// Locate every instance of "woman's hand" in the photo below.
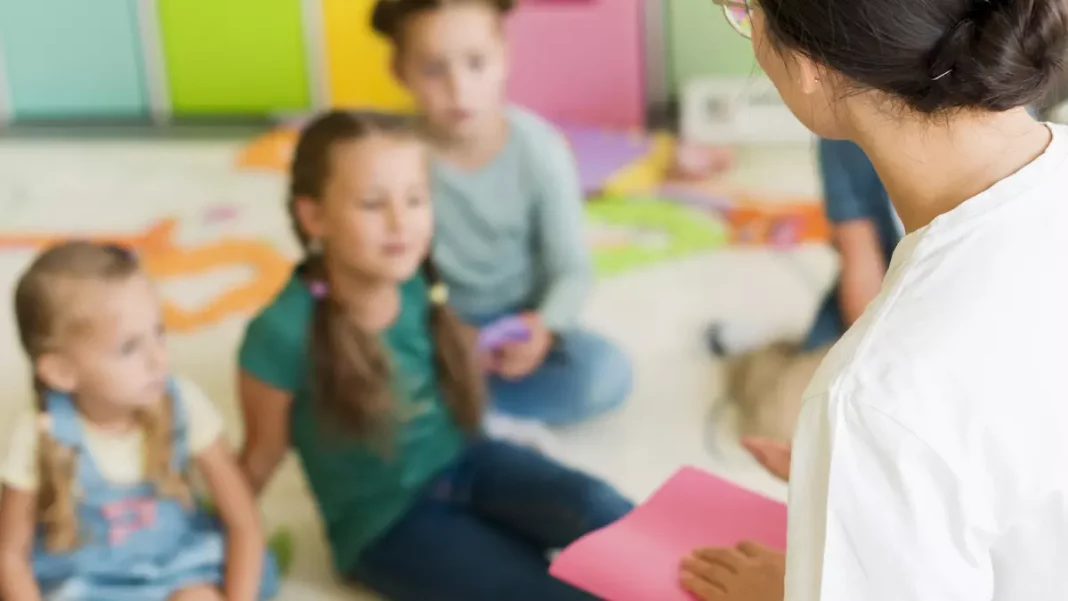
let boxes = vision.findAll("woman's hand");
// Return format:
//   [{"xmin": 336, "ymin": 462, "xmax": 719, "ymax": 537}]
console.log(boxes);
[
  {"xmin": 742, "ymin": 437, "xmax": 792, "ymax": 482},
  {"xmin": 680, "ymin": 542, "xmax": 785, "ymax": 601}
]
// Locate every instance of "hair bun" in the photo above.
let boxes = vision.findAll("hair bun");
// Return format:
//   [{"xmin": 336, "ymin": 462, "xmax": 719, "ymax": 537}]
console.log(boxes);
[
  {"xmin": 371, "ymin": 0, "xmax": 402, "ymax": 38},
  {"xmin": 922, "ymin": 0, "xmax": 1068, "ymax": 112}
]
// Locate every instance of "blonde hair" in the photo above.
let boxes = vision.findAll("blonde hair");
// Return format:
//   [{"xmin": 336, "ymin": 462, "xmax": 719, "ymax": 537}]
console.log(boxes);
[
  {"xmin": 289, "ymin": 111, "xmax": 484, "ymax": 449},
  {"xmin": 14, "ymin": 241, "xmax": 190, "ymax": 552}
]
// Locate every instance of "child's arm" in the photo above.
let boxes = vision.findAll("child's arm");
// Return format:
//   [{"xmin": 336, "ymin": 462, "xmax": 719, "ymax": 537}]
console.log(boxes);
[
  {"xmin": 0, "ymin": 487, "xmax": 41, "ymax": 601},
  {"xmin": 0, "ymin": 414, "xmax": 43, "ymax": 601},
  {"xmin": 834, "ymin": 220, "xmax": 886, "ymax": 326},
  {"xmin": 236, "ymin": 371, "xmax": 293, "ymax": 496},
  {"xmin": 818, "ymin": 138, "xmax": 889, "ymax": 326},
  {"xmin": 179, "ymin": 378, "xmax": 264, "ymax": 601},
  {"xmin": 531, "ymin": 129, "xmax": 593, "ymax": 334},
  {"xmin": 195, "ymin": 441, "xmax": 263, "ymax": 601}
]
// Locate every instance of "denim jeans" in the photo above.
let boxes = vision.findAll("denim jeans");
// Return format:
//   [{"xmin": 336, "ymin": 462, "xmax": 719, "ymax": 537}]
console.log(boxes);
[{"xmin": 352, "ymin": 440, "xmax": 634, "ymax": 601}]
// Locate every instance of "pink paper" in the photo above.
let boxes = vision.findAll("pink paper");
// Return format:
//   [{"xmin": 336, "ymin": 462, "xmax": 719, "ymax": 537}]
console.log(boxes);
[{"xmin": 550, "ymin": 467, "xmax": 787, "ymax": 601}]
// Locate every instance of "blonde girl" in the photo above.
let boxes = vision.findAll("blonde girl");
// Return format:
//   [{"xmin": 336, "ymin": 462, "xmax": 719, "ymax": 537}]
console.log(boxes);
[{"xmin": 0, "ymin": 242, "xmax": 278, "ymax": 601}]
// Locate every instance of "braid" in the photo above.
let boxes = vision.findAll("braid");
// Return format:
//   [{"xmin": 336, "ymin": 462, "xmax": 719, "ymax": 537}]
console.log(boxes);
[
  {"xmin": 34, "ymin": 378, "xmax": 79, "ymax": 552},
  {"xmin": 306, "ymin": 254, "xmax": 395, "ymax": 447},
  {"xmin": 136, "ymin": 393, "xmax": 191, "ymax": 507},
  {"xmin": 422, "ymin": 258, "xmax": 484, "ymax": 430}
]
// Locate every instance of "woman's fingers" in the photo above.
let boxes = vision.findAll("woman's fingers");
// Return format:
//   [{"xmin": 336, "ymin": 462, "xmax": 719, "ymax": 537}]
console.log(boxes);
[
  {"xmin": 736, "ymin": 540, "xmax": 773, "ymax": 558},
  {"xmin": 694, "ymin": 547, "xmax": 749, "ymax": 571},
  {"xmin": 680, "ymin": 571, "xmax": 728, "ymax": 600}
]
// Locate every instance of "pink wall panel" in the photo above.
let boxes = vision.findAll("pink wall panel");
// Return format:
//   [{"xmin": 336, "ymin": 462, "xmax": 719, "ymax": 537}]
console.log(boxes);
[{"xmin": 507, "ymin": 0, "xmax": 645, "ymax": 128}]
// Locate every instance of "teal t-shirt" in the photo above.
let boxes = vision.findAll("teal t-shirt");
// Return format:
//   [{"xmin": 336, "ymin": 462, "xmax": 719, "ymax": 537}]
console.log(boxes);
[
  {"xmin": 239, "ymin": 270, "xmax": 465, "ymax": 574},
  {"xmin": 431, "ymin": 106, "xmax": 593, "ymax": 330}
]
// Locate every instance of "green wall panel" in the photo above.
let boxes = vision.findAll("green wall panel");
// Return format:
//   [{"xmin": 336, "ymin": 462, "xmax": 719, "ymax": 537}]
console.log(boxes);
[
  {"xmin": 667, "ymin": 0, "xmax": 759, "ymax": 92},
  {"xmin": 158, "ymin": 0, "xmax": 310, "ymax": 114}
]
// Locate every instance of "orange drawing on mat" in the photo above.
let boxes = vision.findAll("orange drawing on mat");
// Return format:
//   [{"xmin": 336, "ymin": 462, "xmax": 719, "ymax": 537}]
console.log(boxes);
[
  {"xmin": 727, "ymin": 194, "xmax": 830, "ymax": 246},
  {"xmin": 0, "ymin": 219, "xmax": 291, "ymax": 333},
  {"xmin": 236, "ymin": 128, "xmax": 299, "ymax": 171}
]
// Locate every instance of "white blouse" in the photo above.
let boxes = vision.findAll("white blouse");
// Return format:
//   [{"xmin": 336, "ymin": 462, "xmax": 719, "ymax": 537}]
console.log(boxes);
[{"xmin": 787, "ymin": 124, "xmax": 1068, "ymax": 601}]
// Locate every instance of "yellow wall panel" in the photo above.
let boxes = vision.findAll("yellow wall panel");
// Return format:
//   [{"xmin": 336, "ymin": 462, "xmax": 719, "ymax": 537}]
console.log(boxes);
[{"xmin": 322, "ymin": 0, "xmax": 413, "ymax": 111}]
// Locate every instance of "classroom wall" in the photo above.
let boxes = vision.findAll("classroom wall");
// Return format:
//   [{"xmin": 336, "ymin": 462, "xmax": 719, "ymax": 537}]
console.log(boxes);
[
  {"xmin": 666, "ymin": 0, "xmax": 759, "ymax": 89},
  {"xmin": 507, "ymin": 0, "xmax": 644, "ymax": 128},
  {"xmin": 0, "ymin": 0, "xmax": 649, "ymax": 127}
]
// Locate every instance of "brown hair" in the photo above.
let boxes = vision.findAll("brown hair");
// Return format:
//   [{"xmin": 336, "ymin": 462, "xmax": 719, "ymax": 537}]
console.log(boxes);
[
  {"xmin": 288, "ymin": 111, "xmax": 483, "ymax": 449},
  {"xmin": 371, "ymin": 0, "xmax": 515, "ymax": 44},
  {"xmin": 14, "ymin": 241, "xmax": 190, "ymax": 552}
]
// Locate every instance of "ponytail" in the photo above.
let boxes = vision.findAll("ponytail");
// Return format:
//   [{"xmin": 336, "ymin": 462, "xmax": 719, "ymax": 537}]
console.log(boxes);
[
  {"xmin": 307, "ymin": 254, "xmax": 395, "ymax": 449},
  {"xmin": 422, "ymin": 259, "xmax": 483, "ymax": 431},
  {"xmin": 34, "ymin": 378, "xmax": 78, "ymax": 553},
  {"xmin": 135, "ymin": 393, "xmax": 192, "ymax": 509}
]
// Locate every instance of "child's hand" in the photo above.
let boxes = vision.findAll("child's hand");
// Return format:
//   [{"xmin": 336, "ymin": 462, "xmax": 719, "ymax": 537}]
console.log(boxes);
[
  {"xmin": 493, "ymin": 313, "xmax": 553, "ymax": 380},
  {"xmin": 680, "ymin": 542, "xmax": 785, "ymax": 601},
  {"xmin": 742, "ymin": 437, "xmax": 792, "ymax": 482}
]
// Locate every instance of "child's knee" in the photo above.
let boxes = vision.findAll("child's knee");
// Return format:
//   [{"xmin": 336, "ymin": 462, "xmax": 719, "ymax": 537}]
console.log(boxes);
[
  {"xmin": 167, "ymin": 585, "xmax": 225, "ymax": 601},
  {"xmin": 576, "ymin": 476, "xmax": 633, "ymax": 530},
  {"xmin": 577, "ymin": 336, "xmax": 632, "ymax": 414}
]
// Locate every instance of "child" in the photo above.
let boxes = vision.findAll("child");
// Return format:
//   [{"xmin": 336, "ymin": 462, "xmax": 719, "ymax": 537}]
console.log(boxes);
[
  {"xmin": 707, "ymin": 139, "xmax": 900, "ymax": 442},
  {"xmin": 236, "ymin": 112, "xmax": 633, "ymax": 601},
  {"xmin": 0, "ymin": 242, "xmax": 278, "ymax": 601},
  {"xmin": 371, "ymin": 0, "xmax": 632, "ymax": 426}
]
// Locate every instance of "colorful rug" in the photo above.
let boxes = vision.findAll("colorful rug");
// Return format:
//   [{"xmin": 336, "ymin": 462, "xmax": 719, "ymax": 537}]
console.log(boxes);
[{"xmin": 587, "ymin": 195, "xmax": 729, "ymax": 276}]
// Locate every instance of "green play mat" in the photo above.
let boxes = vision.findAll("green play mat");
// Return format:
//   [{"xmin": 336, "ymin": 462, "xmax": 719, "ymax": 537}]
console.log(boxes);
[{"xmin": 585, "ymin": 195, "xmax": 730, "ymax": 277}]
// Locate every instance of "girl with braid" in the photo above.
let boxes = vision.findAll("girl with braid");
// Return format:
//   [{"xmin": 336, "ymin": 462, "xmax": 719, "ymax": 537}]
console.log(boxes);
[
  {"xmin": 0, "ymin": 242, "xmax": 278, "ymax": 601},
  {"xmin": 236, "ymin": 111, "xmax": 632, "ymax": 601}
]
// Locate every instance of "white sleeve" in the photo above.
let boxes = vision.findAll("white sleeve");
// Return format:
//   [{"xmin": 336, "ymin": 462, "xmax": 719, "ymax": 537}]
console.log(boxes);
[
  {"xmin": 0, "ymin": 411, "xmax": 39, "ymax": 491},
  {"xmin": 784, "ymin": 390, "xmax": 993, "ymax": 601},
  {"xmin": 175, "ymin": 377, "xmax": 224, "ymax": 455}
]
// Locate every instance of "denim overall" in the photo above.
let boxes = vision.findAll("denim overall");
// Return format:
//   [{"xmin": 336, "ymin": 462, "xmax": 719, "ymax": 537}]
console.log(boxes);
[{"xmin": 31, "ymin": 384, "xmax": 280, "ymax": 601}]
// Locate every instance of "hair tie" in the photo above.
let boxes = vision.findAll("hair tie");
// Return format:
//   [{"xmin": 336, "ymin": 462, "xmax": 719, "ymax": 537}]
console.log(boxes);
[
  {"xmin": 309, "ymin": 281, "xmax": 329, "ymax": 299},
  {"xmin": 429, "ymin": 282, "xmax": 449, "ymax": 305}
]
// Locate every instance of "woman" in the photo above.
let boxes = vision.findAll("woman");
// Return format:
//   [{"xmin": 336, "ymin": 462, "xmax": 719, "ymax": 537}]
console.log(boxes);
[{"xmin": 685, "ymin": 0, "xmax": 1068, "ymax": 599}]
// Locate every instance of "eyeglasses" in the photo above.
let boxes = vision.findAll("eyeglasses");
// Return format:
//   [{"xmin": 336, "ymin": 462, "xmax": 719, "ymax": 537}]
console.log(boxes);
[{"xmin": 712, "ymin": 0, "xmax": 752, "ymax": 39}]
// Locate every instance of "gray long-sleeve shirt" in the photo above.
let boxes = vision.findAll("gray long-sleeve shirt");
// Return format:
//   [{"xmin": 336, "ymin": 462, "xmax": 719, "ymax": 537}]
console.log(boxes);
[{"xmin": 430, "ymin": 107, "xmax": 592, "ymax": 331}]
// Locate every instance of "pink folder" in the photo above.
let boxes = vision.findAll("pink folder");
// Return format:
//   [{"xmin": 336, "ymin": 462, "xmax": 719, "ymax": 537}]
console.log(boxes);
[{"xmin": 550, "ymin": 467, "xmax": 787, "ymax": 601}]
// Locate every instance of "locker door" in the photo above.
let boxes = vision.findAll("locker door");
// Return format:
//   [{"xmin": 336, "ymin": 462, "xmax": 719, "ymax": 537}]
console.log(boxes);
[
  {"xmin": 321, "ymin": 0, "xmax": 412, "ymax": 111},
  {"xmin": 158, "ymin": 0, "xmax": 310, "ymax": 115},
  {"xmin": 507, "ymin": 0, "xmax": 645, "ymax": 128},
  {"xmin": 0, "ymin": 0, "xmax": 149, "ymax": 120}
]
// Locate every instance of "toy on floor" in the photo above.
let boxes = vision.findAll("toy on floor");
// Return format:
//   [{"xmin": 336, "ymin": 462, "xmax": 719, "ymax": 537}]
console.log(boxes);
[
  {"xmin": 268, "ymin": 529, "xmax": 296, "ymax": 576},
  {"xmin": 668, "ymin": 141, "xmax": 735, "ymax": 181},
  {"xmin": 549, "ymin": 467, "xmax": 787, "ymax": 601},
  {"xmin": 477, "ymin": 315, "xmax": 532, "ymax": 351}
]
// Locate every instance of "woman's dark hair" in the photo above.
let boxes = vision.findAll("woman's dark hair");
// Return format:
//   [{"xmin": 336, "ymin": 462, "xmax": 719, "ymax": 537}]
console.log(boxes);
[
  {"xmin": 760, "ymin": 0, "xmax": 1068, "ymax": 113},
  {"xmin": 288, "ymin": 111, "xmax": 483, "ymax": 449},
  {"xmin": 371, "ymin": 0, "xmax": 515, "ymax": 44}
]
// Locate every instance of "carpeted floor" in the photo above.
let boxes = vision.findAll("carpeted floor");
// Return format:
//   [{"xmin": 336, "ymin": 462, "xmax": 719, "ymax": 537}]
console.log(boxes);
[{"xmin": 0, "ymin": 133, "xmax": 834, "ymax": 599}]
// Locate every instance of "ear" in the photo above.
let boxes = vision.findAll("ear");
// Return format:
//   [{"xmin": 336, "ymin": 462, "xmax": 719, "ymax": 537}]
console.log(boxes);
[
  {"xmin": 795, "ymin": 54, "xmax": 824, "ymax": 96},
  {"xmin": 36, "ymin": 353, "xmax": 77, "ymax": 393},
  {"xmin": 294, "ymin": 195, "xmax": 327, "ymax": 242},
  {"xmin": 391, "ymin": 52, "xmax": 407, "ymax": 87}
]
